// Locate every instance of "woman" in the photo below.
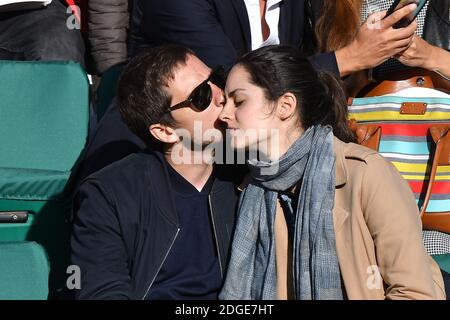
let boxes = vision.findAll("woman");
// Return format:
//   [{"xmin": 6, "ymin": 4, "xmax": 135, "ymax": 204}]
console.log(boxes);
[
  {"xmin": 218, "ymin": 45, "xmax": 445, "ymax": 300},
  {"xmin": 313, "ymin": 0, "xmax": 450, "ymax": 87}
]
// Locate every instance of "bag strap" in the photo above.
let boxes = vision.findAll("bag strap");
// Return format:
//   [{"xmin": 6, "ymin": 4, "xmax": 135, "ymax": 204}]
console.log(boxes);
[
  {"xmin": 348, "ymin": 120, "xmax": 381, "ymax": 151},
  {"xmin": 346, "ymin": 68, "xmax": 450, "ymax": 100},
  {"xmin": 421, "ymin": 125, "xmax": 450, "ymax": 233}
]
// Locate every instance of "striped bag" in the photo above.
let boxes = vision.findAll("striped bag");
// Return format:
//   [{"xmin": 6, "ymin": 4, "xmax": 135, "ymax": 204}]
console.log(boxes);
[{"xmin": 348, "ymin": 94, "xmax": 450, "ymax": 233}]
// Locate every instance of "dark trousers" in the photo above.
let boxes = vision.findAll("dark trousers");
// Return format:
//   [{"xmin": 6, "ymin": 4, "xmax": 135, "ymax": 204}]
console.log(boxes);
[{"xmin": 0, "ymin": 0, "xmax": 85, "ymax": 66}]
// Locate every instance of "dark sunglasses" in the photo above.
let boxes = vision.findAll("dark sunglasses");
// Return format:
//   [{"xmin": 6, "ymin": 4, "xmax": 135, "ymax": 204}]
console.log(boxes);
[{"xmin": 167, "ymin": 66, "xmax": 226, "ymax": 113}]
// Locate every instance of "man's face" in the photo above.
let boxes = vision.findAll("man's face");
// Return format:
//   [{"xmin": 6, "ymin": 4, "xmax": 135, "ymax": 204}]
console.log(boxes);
[{"xmin": 167, "ymin": 54, "xmax": 226, "ymax": 149}]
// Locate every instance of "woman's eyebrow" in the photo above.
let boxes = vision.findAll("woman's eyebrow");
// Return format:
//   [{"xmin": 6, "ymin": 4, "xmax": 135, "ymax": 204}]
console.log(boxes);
[{"xmin": 227, "ymin": 88, "xmax": 246, "ymax": 97}]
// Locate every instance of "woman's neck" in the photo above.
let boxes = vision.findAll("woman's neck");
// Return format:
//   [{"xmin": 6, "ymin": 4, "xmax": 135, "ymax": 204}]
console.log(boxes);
[{"xmin": 258, "ymin": 126, "xmax": 303, "ymax": 162}]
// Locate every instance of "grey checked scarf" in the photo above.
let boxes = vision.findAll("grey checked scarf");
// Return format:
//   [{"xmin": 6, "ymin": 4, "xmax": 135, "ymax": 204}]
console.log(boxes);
[{"xmin": 219, "ymin": 125, "xmax": 344, "ymax": 300}]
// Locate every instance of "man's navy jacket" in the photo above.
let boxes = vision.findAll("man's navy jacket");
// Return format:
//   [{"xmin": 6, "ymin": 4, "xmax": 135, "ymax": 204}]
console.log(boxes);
[{"xmin": 71, "ymin": 150, "xmax": 242, "ymax": 299}]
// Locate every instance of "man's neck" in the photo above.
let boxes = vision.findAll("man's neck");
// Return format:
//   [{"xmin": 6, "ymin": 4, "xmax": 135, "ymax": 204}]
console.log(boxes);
[{"xmin": 164, "ymin": 149, "xmax": 214, "ymax": 192}]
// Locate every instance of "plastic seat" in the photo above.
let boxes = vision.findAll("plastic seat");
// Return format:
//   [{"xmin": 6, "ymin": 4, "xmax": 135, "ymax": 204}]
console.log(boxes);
[
  {"xmin": 0, "ymin": 60, "xmax": 89, "ymax": 297},
  {"xmin": 0, "ymin": 241, "xmax": 50, "ymax": 300}
]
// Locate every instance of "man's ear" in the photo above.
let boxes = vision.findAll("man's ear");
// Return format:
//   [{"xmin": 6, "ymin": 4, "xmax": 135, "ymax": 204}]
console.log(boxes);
[
  {"xmin": 149, "ymin": 123, "xmax": 179, "ymax": 144},
  {"xmin": 276, "ymin": 92, "xmax": 297, "ymax": 121}
]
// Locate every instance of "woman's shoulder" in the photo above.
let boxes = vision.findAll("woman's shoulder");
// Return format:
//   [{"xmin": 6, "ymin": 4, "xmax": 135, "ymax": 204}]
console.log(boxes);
[
  {"xmin": 334, "ymin": 138, "xmax": 401, "ymax": 180},
  {"xmin": 334, "ymin": 139, "xmax": 416, "ymax": 209},
  {"xmin": 334, "ymin": 138, "xmax": 381, "ymax": 164}
]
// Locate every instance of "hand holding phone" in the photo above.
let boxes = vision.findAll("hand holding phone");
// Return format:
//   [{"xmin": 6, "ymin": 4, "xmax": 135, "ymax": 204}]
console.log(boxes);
[{"xmin": 384, "ymin": 0, "xmax": 428, "ymax": 29}]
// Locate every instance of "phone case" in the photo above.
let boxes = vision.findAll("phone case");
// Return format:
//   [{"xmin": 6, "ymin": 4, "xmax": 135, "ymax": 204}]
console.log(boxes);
[{"xmin": 386, "ymin": 0, "xmax": 428, "ymax": 28}]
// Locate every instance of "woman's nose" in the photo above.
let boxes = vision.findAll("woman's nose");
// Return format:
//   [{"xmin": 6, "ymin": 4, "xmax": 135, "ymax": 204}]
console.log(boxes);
[{"xmin": 219, "ymin": 103, "xmax": 234, "ymax": 123}]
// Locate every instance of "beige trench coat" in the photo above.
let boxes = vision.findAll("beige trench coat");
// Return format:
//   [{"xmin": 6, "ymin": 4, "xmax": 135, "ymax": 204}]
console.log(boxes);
[{"xmin": 273, "ymin": 138, "xmax": 446, "ymax": 300}]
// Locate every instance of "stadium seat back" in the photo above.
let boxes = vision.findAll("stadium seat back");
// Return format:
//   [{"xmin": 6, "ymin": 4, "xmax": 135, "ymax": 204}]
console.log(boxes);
[
  {"xmin": 0, "ymin": 61, "xmax": 89, "ymax": 296},
  {"xmin": 0, "ymin": 241, "xmax": 50, "ymax": 300}
]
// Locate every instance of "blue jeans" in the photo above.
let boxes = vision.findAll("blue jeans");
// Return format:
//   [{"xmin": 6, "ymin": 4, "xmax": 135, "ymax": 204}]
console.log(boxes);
[{"xmin": 0, "ymin": 0, "xmax": 85, "ymax": 66}]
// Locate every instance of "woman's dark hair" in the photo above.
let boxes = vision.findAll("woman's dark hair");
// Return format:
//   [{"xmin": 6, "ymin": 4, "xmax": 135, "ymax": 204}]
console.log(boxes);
[
  {"xmin": 236, "ymin": 45, "xmax": 356, "ymax": 143},
  {"xmin": 117, "ymin": 44, "xmax": 194, "ymax": 148}
]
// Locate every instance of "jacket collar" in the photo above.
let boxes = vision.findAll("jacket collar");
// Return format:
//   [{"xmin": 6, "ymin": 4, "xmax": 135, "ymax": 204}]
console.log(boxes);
[
  {"xmin": 231, "ymin": 0, "xmax": 252, "ymax": 50},
  {"xmin": 333, "ymin": 138, "xmax": 348, "ymax": 187},
  {"xmin": 333, "ymin": 137, "xmax": 378, "ymax": 187},
  {"xmin": 148, "ymin": 150, "xmax": 180, "ymax": 227}
]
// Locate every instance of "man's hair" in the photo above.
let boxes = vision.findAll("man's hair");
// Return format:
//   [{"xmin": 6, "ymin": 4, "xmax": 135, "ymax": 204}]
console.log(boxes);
[{"xmin": 117, "ymin": 44, "xmax": 194, "ymax": 148}]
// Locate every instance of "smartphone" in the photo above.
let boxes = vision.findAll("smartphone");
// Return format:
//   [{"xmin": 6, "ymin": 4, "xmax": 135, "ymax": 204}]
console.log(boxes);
[{"xmin": 385, "ymin": 0, "xmax": 428, "ymax": 28}]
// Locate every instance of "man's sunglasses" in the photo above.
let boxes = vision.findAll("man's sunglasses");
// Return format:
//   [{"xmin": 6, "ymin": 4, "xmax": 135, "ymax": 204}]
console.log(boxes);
[{"xmin": 166, "ymin": 66, "xmax": 226, "ymax": 113}]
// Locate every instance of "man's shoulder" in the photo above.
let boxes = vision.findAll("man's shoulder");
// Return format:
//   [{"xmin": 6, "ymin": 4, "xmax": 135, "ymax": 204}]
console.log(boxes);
[{"xmin": 81, "ymin": 151, "xmax": 163, "ymax": 192}]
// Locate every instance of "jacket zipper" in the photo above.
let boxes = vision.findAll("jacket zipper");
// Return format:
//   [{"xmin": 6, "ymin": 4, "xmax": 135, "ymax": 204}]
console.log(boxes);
[
  {"xmin": 208, "ymin": 195, "xmax": 223, "ymax": 277},
  {"xmin": 141, "ymin": 228, "xmax": 180, "ymax": 300}
]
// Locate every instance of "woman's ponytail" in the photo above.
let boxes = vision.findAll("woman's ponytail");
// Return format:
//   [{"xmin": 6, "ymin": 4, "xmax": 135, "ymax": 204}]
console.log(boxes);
[{"xmin": 317, "ymin": 71, "xmax": 356, "ymax": 143}]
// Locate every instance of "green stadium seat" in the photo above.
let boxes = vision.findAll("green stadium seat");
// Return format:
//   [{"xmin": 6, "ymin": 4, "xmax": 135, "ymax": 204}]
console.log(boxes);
[
  {"xmin": 433, "ymin": 254, "xmax": 450, "ymax": 274},
  {"xmin": 0, "ymin": 61, "xmax": 89, "ymax": 297},
  {"xmin": 0, "ymin": 242, "xmax": 50, "ymax": 300}
]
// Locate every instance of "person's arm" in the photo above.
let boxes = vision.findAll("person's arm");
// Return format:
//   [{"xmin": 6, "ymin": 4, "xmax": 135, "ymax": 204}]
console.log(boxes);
[
  {"xmin": 335, "ymin": 4, "xmax": 418, "ymax": 77},
  {"xmin": 71, "ymin": 179, "xmax": 132, "ymax": 299},
  {"xmin": 396, "ymin": 36, "xmax": 450, "ymax": 80},
  {"xmin": 134, "ymin": 0, "xmax": 238, "ymax": 69},
  {"xmin": 88, "ymin": 0, "xmax": 129, "ymax": 74},
  {"xmin": 309, "ymin": 52, "xmax": 340, "ymax": 77},
  {"xmin": 361, "ymin": 155, "xmax": 445, "ymax": 300}
]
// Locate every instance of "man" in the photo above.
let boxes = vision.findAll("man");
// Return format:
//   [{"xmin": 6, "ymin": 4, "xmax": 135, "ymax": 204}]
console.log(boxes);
[{"xmin": 70, "ymin": 44, "xmax": 242, "ymax": 299}]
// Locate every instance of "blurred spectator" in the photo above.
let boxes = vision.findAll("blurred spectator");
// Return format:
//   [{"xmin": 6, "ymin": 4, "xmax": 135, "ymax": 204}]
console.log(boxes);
[
  {"xmin": 0, "ymin": 0, "xmax": 85, "ymax": 66},
  {"xmin": 88, "ymin": 0, "xmax": 130, "ymax": 74}
]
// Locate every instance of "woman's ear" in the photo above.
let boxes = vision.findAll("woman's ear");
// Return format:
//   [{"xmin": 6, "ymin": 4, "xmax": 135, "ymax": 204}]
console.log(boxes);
[
  {"xmin": 276, "ymin": 92, "xmax": 297, "ymax": 121},
  {"xmin": 149, "ymin": 123, "xmax": 179, "ymax": 144}
]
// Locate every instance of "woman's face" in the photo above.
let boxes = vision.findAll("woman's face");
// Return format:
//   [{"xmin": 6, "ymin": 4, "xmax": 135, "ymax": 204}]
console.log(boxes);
[{"xmin": 219, "ymin": 65, "xmax": 280, "ymax": 151}]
